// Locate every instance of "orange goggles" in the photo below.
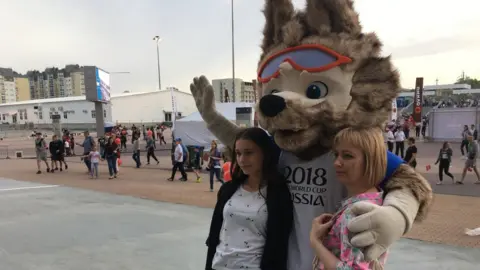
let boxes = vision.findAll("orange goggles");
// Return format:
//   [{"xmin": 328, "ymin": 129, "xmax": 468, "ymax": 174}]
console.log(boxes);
[{"xmin": 257, "ymin": 44, "xmax": 352, "ymax": 83}]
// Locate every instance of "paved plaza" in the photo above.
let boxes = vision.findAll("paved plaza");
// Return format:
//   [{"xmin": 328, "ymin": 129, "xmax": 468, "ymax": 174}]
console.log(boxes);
[
  {"xmin": 0, "ymin": 177, "xmax": 479, "ymax": 270},
  {"xmin": 0, "ymin": 140, "xmax": 480, "ymax": 269}
]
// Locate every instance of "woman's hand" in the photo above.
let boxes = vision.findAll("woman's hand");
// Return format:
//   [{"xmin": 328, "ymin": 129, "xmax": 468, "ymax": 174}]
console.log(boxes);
[{"xmin": 310, "ymin": 214, "xmax": 334, "ymax": 247}]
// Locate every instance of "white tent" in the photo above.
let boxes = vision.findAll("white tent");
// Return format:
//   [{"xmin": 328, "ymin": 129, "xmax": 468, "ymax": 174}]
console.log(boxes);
[{"xmin": 175, "ymin": 102, "xmax": 255, "ymax": 148}]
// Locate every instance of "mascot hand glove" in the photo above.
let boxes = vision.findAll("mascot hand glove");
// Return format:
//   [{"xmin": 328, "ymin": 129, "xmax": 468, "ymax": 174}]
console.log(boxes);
[{"xmin": 346, "ymin": 190, "xmax": 419, "ymax": 261}]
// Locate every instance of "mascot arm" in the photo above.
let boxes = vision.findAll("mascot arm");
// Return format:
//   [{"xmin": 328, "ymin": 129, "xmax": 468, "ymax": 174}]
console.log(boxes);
[
  {"xmin": 383, "ymin": 163, "xmax": 433, "ymax": 229},
  {"xmin": 205, "ymin": 111, "xmax": 242, "ymax": 149},
  {"xmin": 190, "ymin": 76, "xmax": 242, "ymax": 148},
  {"xmin": 347, "ymin": 157, "xmax": 432, "ymax": 261}
]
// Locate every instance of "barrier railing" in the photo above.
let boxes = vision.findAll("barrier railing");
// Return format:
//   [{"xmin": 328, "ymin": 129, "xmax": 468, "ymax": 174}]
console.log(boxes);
[{"xmin": 0, "ymin": 145, "xmax": 11, "ymax": 159}]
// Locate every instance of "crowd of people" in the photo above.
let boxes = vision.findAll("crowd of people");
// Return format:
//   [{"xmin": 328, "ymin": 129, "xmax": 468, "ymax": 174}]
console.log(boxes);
[
  {"xmin": 31, "ymin": 118, "xmax": 480, "ymax": 269},
  {"xmin": 398, "ymin": 94, "xmax": 480, "ymax": 110},
  {"xmin": 32, "ymin": 124, "xmax": 235, "ymax": 191},
  {"xmin": 384, "ymin": 114, "xmax": 480, "ymax": 185}
]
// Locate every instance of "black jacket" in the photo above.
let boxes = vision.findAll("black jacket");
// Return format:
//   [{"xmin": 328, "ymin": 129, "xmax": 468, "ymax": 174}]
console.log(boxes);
[{"xmin": 205, "ymin": 180, "xmax": 293, "ymax": 270}]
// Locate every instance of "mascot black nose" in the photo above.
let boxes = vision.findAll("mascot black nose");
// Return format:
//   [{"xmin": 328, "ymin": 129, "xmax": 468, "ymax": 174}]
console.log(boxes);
[{"xmin": 259, "ymin": 95, "xmax": 286, "ymax": 117}]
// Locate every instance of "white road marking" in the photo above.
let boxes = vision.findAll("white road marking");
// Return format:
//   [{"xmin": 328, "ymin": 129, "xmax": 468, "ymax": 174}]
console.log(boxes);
[{"xmin": 0, "ymin": 185, "xmax": 59, "ymax": 192}]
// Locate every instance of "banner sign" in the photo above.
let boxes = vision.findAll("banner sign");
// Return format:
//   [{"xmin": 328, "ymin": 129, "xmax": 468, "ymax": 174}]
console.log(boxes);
[{"xmin": 413, "ymin": 77, "xmax": 424, "ymax": 123}]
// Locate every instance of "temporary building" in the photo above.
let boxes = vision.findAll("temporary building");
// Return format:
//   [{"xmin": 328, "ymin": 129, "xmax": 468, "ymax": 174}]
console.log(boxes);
[{"xmin": 174, "ymin": 102, "xmax": 254, "ymax": 148}]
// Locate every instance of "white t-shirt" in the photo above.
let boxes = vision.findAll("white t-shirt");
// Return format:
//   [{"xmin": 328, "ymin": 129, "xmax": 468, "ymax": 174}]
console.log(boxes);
[
  {"xmin": 395, "ymin": 131, "xmax": 405, "ymax": 142},
  {"xmin": 386, "ymin": 130, "xmax": 395, "ymax": 143},
  {"xmin": 278, "ymin": 151, "xmax": 346, "ymax": 270},
  {"xmin": 212, "ymin": 186, "xmax": 268, "ymax": 270},
  {"xmin": 174, "ymin": 144, "xmax": 183, "ymax": 163}
]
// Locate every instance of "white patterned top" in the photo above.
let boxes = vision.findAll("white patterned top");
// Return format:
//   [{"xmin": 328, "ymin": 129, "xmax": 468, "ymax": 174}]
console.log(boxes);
[{"xmin": 212, "ymin": 186, "xmax": 268, "ymax": 270}]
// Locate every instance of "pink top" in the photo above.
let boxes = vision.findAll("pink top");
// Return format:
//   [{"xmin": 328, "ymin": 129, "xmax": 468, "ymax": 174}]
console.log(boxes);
[
  {"xmin": 314, "ymin": 192, "xmax": 387, "ymax": 270},
  {"xmin": 89, "ymin": 151, "xmax": 101, "ymax": 163}
]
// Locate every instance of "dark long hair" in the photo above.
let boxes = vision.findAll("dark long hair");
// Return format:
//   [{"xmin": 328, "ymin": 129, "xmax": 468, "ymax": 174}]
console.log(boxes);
[
  {"xmin": 230, "ymin": 127, "xmax": 284, "ymax": 190},
  {"xmin": 442, "ymin": 141, "xmax": 449, "ymax": 149}
]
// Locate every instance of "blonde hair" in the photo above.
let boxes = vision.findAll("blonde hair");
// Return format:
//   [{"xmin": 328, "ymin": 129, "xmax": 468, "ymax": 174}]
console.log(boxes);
[{"xmin": 333, "ymin": 127, "xmax": 387, "ymax": 187}]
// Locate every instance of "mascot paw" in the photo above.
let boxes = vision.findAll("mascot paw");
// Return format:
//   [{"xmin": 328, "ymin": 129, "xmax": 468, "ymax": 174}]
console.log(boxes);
[
  {"xmin": 347, "ymin": 201, "xmax": 406, "ymax": 261},
  {"xmin": 190, "ymin": 76, "xmax": 216, "ymax": 115}
]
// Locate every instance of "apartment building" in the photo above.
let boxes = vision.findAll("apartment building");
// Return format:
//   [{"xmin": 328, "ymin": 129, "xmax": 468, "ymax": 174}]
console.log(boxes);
[
  {"xmin": 212, "ymin": 78, "xmax": 256, "ymax": 103},
  {"xmin": 15, "ymin": 76, "xmax": 30, "ymax": 101},
  {"xmin": 71, "ymin": 70, "xmax": 85, "ymax": 96},
  {"xmin": 0, "ymin": 68, "xmax": 16, "ymax": 104},
  {"xmin": 0, "ymin": 65, "xmax": 87, "ymax": 104}
]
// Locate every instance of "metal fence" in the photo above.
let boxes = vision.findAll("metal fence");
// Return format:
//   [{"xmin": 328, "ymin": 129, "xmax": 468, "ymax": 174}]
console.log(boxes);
[
  {"xmin": 0, "ymin": 145, "xmax": 12, "ymax": 159},
  {"xmin": 427, "ymin": 107, "xmax": 479, "ymax": 142}
]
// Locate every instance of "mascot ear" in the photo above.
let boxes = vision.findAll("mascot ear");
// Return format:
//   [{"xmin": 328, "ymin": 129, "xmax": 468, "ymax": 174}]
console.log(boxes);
[
  {"xmin": 345, "ymin": 56, "xmax": 401, "ymax": 128},
  {"xmin": 306, "ymin": 0, "xmax": 361, "ymax": 35},
  {"xmin": 261, "ymin": 0, "xmax": 295, "ymax": 53}
]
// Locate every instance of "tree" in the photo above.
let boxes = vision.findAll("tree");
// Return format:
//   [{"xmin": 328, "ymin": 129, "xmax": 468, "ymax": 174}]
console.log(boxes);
[{"xmin": 456, "ymin": 76, "xmax": 480, "ymax": 89}]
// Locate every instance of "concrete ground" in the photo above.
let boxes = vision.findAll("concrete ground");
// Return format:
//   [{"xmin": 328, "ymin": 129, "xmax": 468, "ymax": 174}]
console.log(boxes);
[{"xmin": 1, "ymin": 178, "xmax": 479, "ymax": 270}]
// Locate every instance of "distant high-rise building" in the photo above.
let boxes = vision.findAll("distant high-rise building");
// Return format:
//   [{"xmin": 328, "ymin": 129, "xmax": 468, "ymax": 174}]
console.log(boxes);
[
  {"xmin": 0, "ymin": 64, "xmax": 87, "ymax": 103},
  {"xmin": 211, "ymin": 78, "xmax": 256, "ymax": 103},
  {"xmin": 15, "ymin": 76, "xmax": 30, "ymax": 101},
  {"xmin": 0, "ymin": 68, "xmax": 16, "ymax": 104}
]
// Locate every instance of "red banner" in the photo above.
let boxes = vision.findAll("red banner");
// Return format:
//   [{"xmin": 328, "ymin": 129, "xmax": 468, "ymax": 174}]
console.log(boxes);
[{"xmin": 412, "ymin": 77, "xmax": 424, "ymax": 123}]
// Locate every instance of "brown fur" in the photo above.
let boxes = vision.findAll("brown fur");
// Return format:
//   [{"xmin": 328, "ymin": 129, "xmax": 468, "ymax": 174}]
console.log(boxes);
[
  {"xmin": 385, "ymin": 164, "xmax": 433, "ymax": 221},
  {"xmin": 256, "ymin": 0, "xmax": 432, "ymax": 218},
  {"xmin": 256, "ymin": 99, "xmax": 342, "ymax": 159},
  {"xmin": 257, "ymin": 0, "xmax": 397, "ymax": 155}
]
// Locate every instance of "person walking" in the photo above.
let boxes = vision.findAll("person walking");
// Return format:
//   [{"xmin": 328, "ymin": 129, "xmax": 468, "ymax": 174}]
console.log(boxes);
[
  {"xmin": 460, "ymin": 125, "xmax": 472, "ymax": 158},
  {"xmin": 49, "ymin": 135, "xmax": 60, "ymax": 173},
  {"xmin": 76, "ymin": 131, "xmax": 95, "ymax": 174},
  {"xmin": 207, "ymin": 140, "xmax": 224, "ymax": 192},
  {"xmin": 146, "ymin": 134, "xmax": 159, "ymax": 165},
  {"xmin": 34, "ymin": 132, "xmax": 51, "ymax": 174},
  {"xmin": 105, "ymin": 136, "xmax": 119, "ymax": 179},
  {"xmin": 435, "ymin": 142, "xmax": 454, "ymax": 185},
  {"xmin": 167, "ymin": 138, "xmax": 188, "ymax": 181},
  {"xmin": 457, "ymin": 135, "xmax": 480, "ymax": 184},
  {"xmin": 385, "ymin": 127, "xmax": 394, "ymax": 152},
  {"xmin": 404, "ymin": 137, "xmax": 417, "ymax": 169},
  {"xmin": 132, "ymin": 135, "xmax": 141, "ymax": 168},
  {"xmin": 394, "ymin": 127, "xmax": 406, "ymax": 158},
  {"xmin": 86, "ymin": 145, "xmax": 101, "ymax": 179}
]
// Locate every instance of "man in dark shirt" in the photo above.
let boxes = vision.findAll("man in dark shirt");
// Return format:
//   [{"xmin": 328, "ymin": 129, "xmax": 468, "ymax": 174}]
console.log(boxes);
[
  {"xmin": 49, "ymin": 135, "xmax": 62, "ymax": 172},
  {"xmin": 98, "ymin": 136, "xmax": 106, "ymax": 159},
  {"xmin": 404, "ymin": 137, "xmax": 417, "ymax": 169}
]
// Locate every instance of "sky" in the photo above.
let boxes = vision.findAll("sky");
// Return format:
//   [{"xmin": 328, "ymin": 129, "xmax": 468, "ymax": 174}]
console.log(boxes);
[{"xmin": 1, "ymin": 0, "xmax": 479, "ymax": 94}]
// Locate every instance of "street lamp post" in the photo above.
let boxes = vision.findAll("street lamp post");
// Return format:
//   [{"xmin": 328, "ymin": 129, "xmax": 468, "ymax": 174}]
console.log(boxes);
[
  {"xmin": 231, "ymin": 0, "xmax": 236, "ymax": 102},
  {"xmin": 153, "ymin": 36, "xmax": 162, "ymax": 91}
]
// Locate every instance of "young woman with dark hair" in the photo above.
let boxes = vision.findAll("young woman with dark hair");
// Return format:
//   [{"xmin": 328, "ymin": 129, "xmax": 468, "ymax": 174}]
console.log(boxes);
[
  {"xmin": 104, "ymin": 136, "xmax": 119, "ymax": 179},
  {"xmin": 435, "ymin": 141, "xmax": 454, "ymax": 185},
  {"xmin": 205, "ymin": 127, "xmax": 293, "ymax": 270}
]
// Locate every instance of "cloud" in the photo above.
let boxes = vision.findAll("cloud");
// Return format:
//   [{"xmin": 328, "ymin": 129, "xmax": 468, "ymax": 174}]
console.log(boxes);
[{"xmin": 386, "ymin": 36, "xmax": 480, "ymax": 60}]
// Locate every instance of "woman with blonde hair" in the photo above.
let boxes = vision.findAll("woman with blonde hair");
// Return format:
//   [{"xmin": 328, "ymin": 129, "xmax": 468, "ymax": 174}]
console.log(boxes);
[{"xmin": 311, "ymin": 127, "xmax": 388, "ymax": 270}]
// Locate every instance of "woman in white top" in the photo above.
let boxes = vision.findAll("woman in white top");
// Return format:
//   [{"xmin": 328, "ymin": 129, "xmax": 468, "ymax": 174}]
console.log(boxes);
[
  {"xmin": 394, "ymin": 127, "xmax": 406, "ymax": 158},
  {"xmin": 205, "ymin": 127, "xmax": 293, "ymax": 270}
]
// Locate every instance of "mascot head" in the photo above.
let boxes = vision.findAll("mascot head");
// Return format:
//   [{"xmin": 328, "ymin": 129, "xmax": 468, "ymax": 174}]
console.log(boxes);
[{"xmin": 255, "ymin": 0, "xmax": 400, "ymax": 160}]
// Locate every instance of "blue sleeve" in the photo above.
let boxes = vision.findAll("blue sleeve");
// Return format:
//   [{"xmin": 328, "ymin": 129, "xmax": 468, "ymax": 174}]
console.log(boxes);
[{"xmin": 380, "ymin": 150, "xmax": 405, "ymax": 189}]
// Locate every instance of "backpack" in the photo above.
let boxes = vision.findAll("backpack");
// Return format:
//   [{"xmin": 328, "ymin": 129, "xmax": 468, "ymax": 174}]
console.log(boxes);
[
  {"xmin": 35, "ymin": 138, "xmax": 44, "ymax": 148},
  {"xmin": 181, "ymin": 144, "xmax": 188, "ymax": 162}
]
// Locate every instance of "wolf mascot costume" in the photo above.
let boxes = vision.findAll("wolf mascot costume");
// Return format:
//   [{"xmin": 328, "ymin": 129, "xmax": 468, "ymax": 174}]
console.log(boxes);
[{"xmin": 191, "ymin": 0, "xmax": 433, "ymax": 269}]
